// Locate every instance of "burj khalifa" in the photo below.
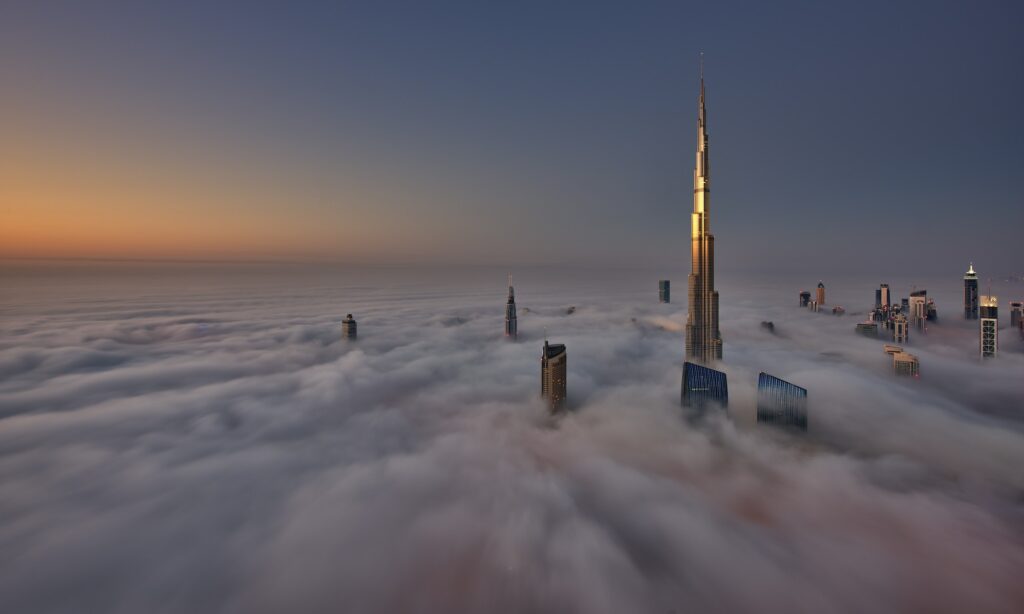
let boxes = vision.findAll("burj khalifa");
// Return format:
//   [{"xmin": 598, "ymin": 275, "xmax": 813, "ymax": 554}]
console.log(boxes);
[{"xmin": 684, "ymin": 60, "xmax": 723, "ymax": 363}]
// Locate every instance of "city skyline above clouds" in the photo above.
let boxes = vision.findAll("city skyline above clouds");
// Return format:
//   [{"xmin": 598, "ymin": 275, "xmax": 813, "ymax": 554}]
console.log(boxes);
[{"xmin": 3, "ymin": 1, "xmax": 1022, "ymax": 272}]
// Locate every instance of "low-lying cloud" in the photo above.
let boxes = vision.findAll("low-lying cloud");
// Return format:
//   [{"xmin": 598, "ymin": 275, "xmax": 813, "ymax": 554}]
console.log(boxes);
[{"xmin": 1, "ymin": 265, "xmax": 1023, "ymax": 614}]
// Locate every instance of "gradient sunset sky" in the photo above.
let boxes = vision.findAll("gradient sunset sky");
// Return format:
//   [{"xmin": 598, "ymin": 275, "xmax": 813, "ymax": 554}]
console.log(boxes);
[{"xmin": 3, "ymin": 1, "xmax": 1022, "ymax": 272}]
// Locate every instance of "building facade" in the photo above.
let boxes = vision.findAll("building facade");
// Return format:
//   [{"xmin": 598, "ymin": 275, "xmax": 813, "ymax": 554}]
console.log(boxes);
[
  {"xmin": 541, "ymin": 340, "xmax": 567, "ymax": 411},
  {"xmin": 893, "ymin": 313, "xmax": 909, "ymax": 343},
  {"xmin": 756, "ymin": 372, "xmax": 808, "ymax": 430},
  {"xmin": 964, "ymin": 264, "xmax": 979, "ymax": 319},
  {"xmin": 681, "ymin": 361, "xmax": 728, "ymax": 411},
  {"xmin": 816, "ymin": 281, "xmax": 826, "ymax": 306},
  {"xmin": 893, "ymin": 351, "xmax": 919, "ymax": 377},
  {"xmin": 342, "ymin": 314, "xmax": 357, "ymax": 340},
  {"xmin": 856, "ymin": 322, "xmax": 878, "ymax": 337},
  {"xmin": 1010, "ymin": 301, "xmax": 1023, "ymax": 330},
  {"xmin": 505, "ymin": 273, "xmax": 517, "ymax": 340},
  {"xmin": 684, "ymin": 62, "xmax": 723, "ymax": 364},
  {"xmin": 909, "ymin": 290, "xmax": 927, "ymax": 328},
  {"xmin": 659, "ymin": 279, "xmax": 671, "ymax": 304},
  {"xmin": 799, "ymin": 291, "xmax": 811, "ymax": 307},
  {"xmin": 980, "ymin": 295, "xmax": 998, "ymax": 358},
  {"xmin": 879, "ymin": 283, "xmax": 890, "ymax": 309}
]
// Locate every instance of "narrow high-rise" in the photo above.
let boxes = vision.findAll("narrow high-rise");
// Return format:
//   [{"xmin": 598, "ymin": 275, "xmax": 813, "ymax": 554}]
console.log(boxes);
[
  {"xmin": 980, "ymin": 295, "xmax": 998, "ymax": 358},
  {"xmin": 504, "ymin": 273, "xmax": 517, "ymax": 340},
  {"xmin": 342, "ymin": 314, "xmax": 357, "ymax": 340},
  {"xmin": 816, "ymin": 281, "xmax": 826, "ymax": 306},
  {"xmin": 684, "ymin": 59, "xmax": 723, "ymax": 364},
  {"xmin": 541, "ymin": 340, "xmax": 567, "ymax": 412},
  {"xmin": 964, "ymin": 264, "xmax": 979, "ymax": 319}
]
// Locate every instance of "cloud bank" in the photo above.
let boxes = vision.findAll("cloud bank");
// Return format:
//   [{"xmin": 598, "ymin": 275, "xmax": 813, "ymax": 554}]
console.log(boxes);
[{"xmin": 1, "ymin": 264, "xmax": 1023, "ymax": 614}]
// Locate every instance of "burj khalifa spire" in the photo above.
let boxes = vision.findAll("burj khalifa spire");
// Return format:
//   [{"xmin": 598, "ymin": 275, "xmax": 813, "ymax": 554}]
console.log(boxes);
[{"xmin": 684, "ymin": 56, "xmax": 723, "ymax": 363}]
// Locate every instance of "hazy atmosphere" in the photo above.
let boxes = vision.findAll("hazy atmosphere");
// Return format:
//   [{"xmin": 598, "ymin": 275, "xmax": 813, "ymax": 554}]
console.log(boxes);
[
  {"xmin": 2, "ymin": 263, "xmax": 1023, "ymax": 612},
  {"xmin": 3, "ymin": 1, "xmax": 1022, "ymax": 271},
  {"xmin": 3, "ymin": 1, "xmax": 1023, "ymax": 612}
]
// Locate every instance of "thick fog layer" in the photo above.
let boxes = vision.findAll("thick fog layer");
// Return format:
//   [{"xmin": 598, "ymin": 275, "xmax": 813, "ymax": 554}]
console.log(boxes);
[{"xmin": 2, "ymin": 264, "xmax": 1023, "ymax": 614}]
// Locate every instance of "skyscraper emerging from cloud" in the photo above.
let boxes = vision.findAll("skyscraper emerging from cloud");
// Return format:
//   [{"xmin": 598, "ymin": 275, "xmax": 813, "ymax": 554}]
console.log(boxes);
[
  {"xmin": 541, "ymin": 340, "xmax": 567, "ymax": 412},
  {"xmin": 342, "ymin": 314, "xmax": 357, "ymax": 340},
  {"xmin": 681, "ymin": 361, "xmax": 728, "ymax": 412},
  {"xmin": 980, "ymin": 295, "xmax": 998, "ymax": 358},
  {"xmin": 685, "ymin": 59, "xmax": 723, "ymax": 364},
  {"xmin": 757, "ymin": 373, "xmax": 808, "ymax": 430},
  {"xmin": 964, "ymin": 264, "xmax": 979, "ymax": 319},
  {"xmin": 816, "ymin": 281, "xmax": 826, "ymax": 306},
  {"xmin": 659, "ymin": 279, "xmax": 671, "ymax": 304},
  {"xmin": 504, "ymin": 273, "xmax": 517, "ymax": 340}
]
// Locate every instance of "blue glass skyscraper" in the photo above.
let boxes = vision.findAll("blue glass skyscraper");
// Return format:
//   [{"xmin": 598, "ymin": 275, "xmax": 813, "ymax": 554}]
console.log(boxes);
[
  {"xmin": 681, "ymin": 361, "xmax": 728, "ymax": 411},
  {"xmin": 757, "ymin": 373, "xmax": 808, "ymax": 430}
]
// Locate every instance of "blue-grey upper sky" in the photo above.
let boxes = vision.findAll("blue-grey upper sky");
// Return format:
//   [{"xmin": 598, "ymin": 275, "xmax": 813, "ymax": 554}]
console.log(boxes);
[{"xmin": 3, "ymin": 0, "xmax": 1022, "ymax": 273}]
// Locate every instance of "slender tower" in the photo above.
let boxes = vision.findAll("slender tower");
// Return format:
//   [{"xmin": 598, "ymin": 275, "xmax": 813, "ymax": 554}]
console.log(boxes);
[
  {"xmin": 964, "ymin": 263, "xmax": 979, "ymax": 319},
  {"xmin": 504, "ymin": 273, "xmax": 517, "ymax": 340},
  {"xmin": 685, "ymin": 55, "xmax": 723, "ymax": 363}
]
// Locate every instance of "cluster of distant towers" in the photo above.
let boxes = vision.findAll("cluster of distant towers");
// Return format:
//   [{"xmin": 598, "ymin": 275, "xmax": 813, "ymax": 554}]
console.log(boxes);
[{"xmin": 805, "ymin": 263, "xmax": 1022, "ymax": 378}]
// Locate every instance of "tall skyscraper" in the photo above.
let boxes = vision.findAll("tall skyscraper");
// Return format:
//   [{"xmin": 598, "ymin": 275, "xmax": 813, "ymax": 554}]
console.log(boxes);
[
  {"xmin": 684, "ymin": 59, "xmax": 723, "ymax": 364},
  {"xmin": 879, "ymin": 283, "xmax": 890, "ymax": 309},
  {"xmin": 893, "ymin": 313, "xmax": 909, "ymax": 343},
  {"xmin": 681, "ymin": 361, "xmax": 728, "ymax": 411},
  {"xmin": 342, "ymin": 314, "xmax": 357, "ymax": 340},
  {"xmin": 504, "ymin": 273, "xmax": 517, "ymax": 340},
  {"xmin": 980, "ymin": 295, "xmax": 998, "ymax": 358},
  {"xmin": 541, "ymin": 340, "xmax": 567, "ymax": 412},
  {"xmin": 799, "ymin": 291, "xmax": 811, "ymax": 307},
  {"xmin": 757, "ymin": 373, "xmax": 808, "ymax": 430},
  {"xmin": 816, "ymin": 281, "xmax": 826, "ymax": 306},
  {"xmin": 659, "ymin": 280, "xmax": 671, "ymax": 304},
  {"xmin": 1010, "ymin": 301, "xmax": 1023, "ymax": 330},
  {"xmin": 964, "ymin": 264, "xmax": 979, "ymax": 319},
  {"xmin": 909, "ymin": 289, "xmax": 927, "ymax": 329}
]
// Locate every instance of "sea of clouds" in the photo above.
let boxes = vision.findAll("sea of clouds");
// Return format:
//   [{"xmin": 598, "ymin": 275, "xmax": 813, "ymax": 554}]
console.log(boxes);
[{"xmin": 1, "ymin": 262, "xmax": 1023, "ymax": 614}]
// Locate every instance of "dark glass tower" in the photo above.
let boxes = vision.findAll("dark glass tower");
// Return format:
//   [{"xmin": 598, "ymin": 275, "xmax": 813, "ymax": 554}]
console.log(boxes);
[
  {"xmin": 342, "ymin": 314, "xmax": 357, "ymax": 339},
  {"xmin": 757, "ymin": 373, "xmax": 808, "ymax": 430},
  {"xmin": 659, "ymin": 279, "xmax": 671, "ymax": 304},
  {"xmin": 504, "ymin": 273, "xmax": 517, "ymax": 340},
  {"xmin": 681, "ymin": 361, "xmax": 728, "ymax": 411},
  {"xmin": 685, "ymin": 58, "xmax": 723, "ymax": 364},
  {"xmin": 964, "ymin": 264, "xmax": 979, "ymax": 319},
  {"xmin": 541, "ymin": 340, "xmax": 567, "ymax": 412}
]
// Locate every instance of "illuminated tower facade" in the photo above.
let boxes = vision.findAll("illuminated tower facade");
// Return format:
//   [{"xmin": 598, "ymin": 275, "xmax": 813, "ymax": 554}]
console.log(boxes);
[
  {"xmin": 504, "ymin": 273, "xmax": 517, "ymax": 340},
  {"xmin": 964, "ymin": 264, "xmax": 979, "ymax": 319},
  {"xmin": 980, "ymin": 295, "xmax": 998, "ymax": 358},
  {"xmin": 685, "ymin": 59, "xmax": 723, "ymax": 364}
]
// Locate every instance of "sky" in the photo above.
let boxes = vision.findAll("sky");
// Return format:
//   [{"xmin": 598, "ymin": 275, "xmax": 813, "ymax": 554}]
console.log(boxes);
[
  {"xmin": 2, "ymin": 1, "xmax": 1022, "ymax": 272},
  {"xmin": 2, "ymin": 264, "xmax": 1023, "ymax": 612}
]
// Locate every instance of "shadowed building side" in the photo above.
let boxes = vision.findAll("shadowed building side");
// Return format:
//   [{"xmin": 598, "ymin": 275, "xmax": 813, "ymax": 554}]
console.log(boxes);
[
  {"xmin": 659, "ymin": 279, "xmax": 671, "ymax": 304},
  {"xmin": 541, "ymin": 340, "xmax": 567, "ymax": 412},
  {"xmin": 757, "ymin": 373, "xmax": 808, "ymax": 431}
]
